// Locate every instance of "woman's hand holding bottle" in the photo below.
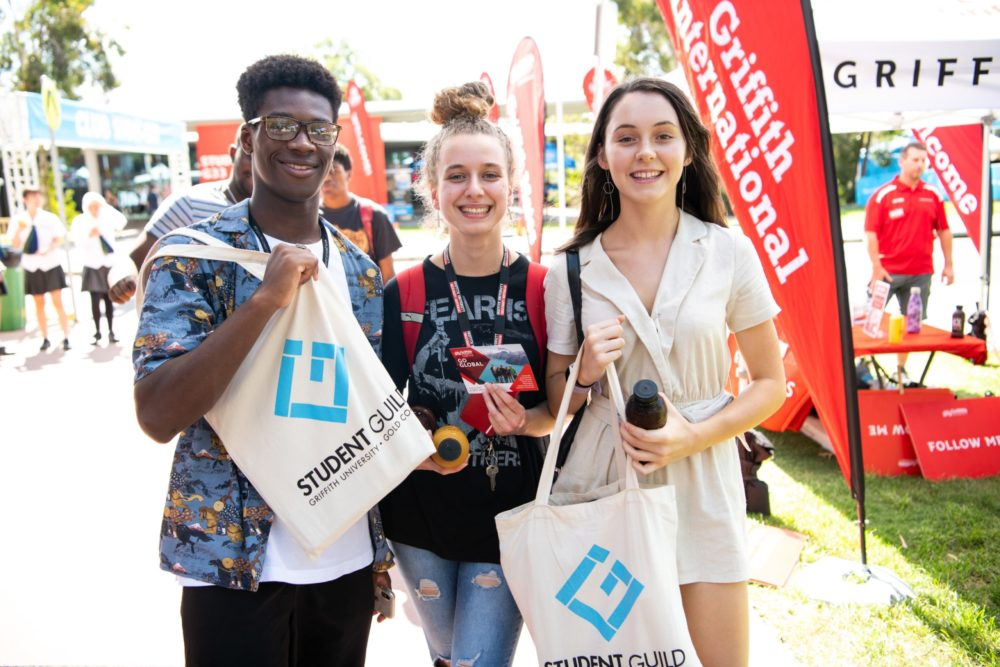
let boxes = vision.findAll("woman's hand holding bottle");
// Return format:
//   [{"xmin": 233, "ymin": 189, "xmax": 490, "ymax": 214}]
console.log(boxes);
[{"xmin": 619, "ymin": 394, "xmax": 704, "ymax": 474}]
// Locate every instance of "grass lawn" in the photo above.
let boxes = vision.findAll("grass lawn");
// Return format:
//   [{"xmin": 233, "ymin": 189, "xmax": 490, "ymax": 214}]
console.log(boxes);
[{"xmin": 751, "ymin": 352, "xmax": 1000, "ymax": 666}]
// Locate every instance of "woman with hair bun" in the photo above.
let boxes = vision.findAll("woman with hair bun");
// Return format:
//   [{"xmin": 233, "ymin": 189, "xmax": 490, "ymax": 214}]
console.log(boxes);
[
  {"xmin": 379, "ymin": 82, "xmax": 553, "ymax": 667},
  {"xmin": 543, "ymin": 78, "xmax": 785, "ymax": 666}
]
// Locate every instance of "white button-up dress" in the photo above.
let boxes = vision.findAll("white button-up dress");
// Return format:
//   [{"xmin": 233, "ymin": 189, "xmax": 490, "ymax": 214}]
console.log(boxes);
[{"xmin": 545, "ymin": 212, "xmax": 779, "ymax": 584}]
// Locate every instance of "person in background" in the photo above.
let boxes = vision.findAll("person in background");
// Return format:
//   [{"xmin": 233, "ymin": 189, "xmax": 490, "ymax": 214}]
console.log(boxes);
[
  {"xmin": 133, "ymin": 54, "xmax": 391, "ymax": 667},
  {"xmin": 70, "ymin": 192, "xmax": 127, "ymax": 344},
  {"xmin": 9, "ymin": 188, "xmax": 72, "ymax": 351},
  {"xmin": 380, "ymin": 81, "xmax": 553, "ymax": 667},
  {"xmin": 108, "ymin": 134, "xmax": 253, "ymax": 303},
  {"xmin": 865, "ymin": 141, "xmax": 954, "ymax": 381},
  {"xmin": 145, "ymin": 183, "xmax": 159, "ymax": 215},
  {"xmin": 543, "ymin": 78, "xmax": 785, "ymax": 667},
  {"xmin": 321, "ymin": 145, "xmax": 401, "ymax": 280}
]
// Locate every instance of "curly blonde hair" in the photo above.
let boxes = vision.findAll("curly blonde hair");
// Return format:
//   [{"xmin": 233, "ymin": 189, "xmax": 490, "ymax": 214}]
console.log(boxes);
[{"xmin": 416, "ymin": 81, "xmax": 516, "ymax": 217}]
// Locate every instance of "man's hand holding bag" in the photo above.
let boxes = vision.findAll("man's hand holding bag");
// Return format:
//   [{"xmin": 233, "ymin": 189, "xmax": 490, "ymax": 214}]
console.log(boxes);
[{"xmin": 141, "ymin": 229, "xmax": 435, "ymax": 558}]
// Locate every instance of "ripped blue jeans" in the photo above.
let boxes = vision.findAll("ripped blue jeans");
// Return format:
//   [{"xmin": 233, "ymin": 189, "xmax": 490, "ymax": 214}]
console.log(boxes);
[{"xmin": 391, "ymin": 541, "xmax": 522, "ymax": 667}]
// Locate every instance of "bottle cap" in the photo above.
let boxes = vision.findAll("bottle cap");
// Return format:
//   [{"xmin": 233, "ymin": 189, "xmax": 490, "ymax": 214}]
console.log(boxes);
[
  {"xmin": 633, "ymin": 379, "xmax": 659, "ymax": 401},
  {"xmin": 436, "ymin": 437, "xmax": 463, "ymax": 462},
  {"xmin": 957, "ymin": 305, "xmax": 964, "ymax": 310}
]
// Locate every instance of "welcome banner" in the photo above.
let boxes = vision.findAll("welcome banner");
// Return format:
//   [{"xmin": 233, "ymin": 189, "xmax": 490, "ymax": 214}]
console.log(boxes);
[
  {"xmin": 506, "ymin": 37, "xmax": 546, "ymax": 262},
  {"xmin": 657, "ymin": 0, "xmax": 857, "ymax": 485},
  {"xmin": 912, "ymin": 124, "xmax": 986, "ymax": 252}
]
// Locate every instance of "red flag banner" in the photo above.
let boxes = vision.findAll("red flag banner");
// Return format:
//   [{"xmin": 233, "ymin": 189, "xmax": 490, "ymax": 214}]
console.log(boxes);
[
  {"xmin": 195, "ymin": 122, "xmax": 241, "ymax": 182},
  {"xmin": 912, "ymin": 124, "xmax": 986, "ymax": 252},
  {"xmin": 657, "ymin": 0, "xmax": 855, "ymax": 484},
  {"xmin": 506, "ymin": 37, "xmax": 545, "ymax": 262},
  {"xmin": 480, "ymin": 72, "xmax": 501, "ymax": 124},
  {"xmin": 342, "ymin": 81, "xmax": 386, "ymax": 204},
  {"xmin": 583, "ymin": 67, "xmax": 619, "ymax": 113}
]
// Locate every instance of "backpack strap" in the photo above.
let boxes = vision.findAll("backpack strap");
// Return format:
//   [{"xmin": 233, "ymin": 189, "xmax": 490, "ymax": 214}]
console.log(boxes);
[
  {"xmin": 525, "ymin": 261, "xmax": 548, "ymax": 362},
  {"xmin": 396, "ymin": 261, "xmax": 426, "ymax": 368},
  {"xmin": 354, "ymin": 195, "xmax": 376, "ymax": 260},
  {"xmin": 566, "ymin": 249, "xmax": 583, "ymax": 346},
  {"xmin": 556, "ymin": 249, "xmax": 583, "ymax": 471}
]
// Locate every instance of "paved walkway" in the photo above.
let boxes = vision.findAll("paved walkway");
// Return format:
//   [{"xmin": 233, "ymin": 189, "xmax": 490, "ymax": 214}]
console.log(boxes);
[{"xmin": 7, "ymin": 219, "xmax": 993, "ymax": 665}]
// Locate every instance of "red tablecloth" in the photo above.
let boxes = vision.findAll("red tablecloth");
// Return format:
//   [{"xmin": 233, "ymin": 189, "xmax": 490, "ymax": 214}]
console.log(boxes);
[{"xmin": 852, "ymin": 319, "xmax": 987, "ymax": 365}]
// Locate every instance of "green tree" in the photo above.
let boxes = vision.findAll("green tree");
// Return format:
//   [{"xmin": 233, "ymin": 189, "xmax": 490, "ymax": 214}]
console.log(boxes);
[
  {"xmin": 0, "ymin": 0, "xmax": 123, "ymax": 99},
  {"xmin": 312, "ymin": 39, "xmax": 401, "ymax": 101},
  {"xmin": 615, "ymin": 0, "xmax": 676, "ymax": 77},
  {"xmin": 831, "ymin": 131, "xmax": 900, "ymax": 205}
]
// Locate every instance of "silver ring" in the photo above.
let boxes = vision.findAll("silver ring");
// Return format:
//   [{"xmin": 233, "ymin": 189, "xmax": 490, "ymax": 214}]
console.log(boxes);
[{"xmin": 294, "ymin": 243, "xmax": 308, "ymax": 250}]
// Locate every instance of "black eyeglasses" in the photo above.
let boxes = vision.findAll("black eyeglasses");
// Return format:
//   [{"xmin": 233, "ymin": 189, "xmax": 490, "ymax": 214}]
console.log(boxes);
[{"xmin": 246, "ymin": 115, "xmax": 341, "ymax": 146}]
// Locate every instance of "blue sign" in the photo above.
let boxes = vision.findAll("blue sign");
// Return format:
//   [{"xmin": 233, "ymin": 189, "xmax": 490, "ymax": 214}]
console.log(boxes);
[
  {"xmin": 544, "ymin": 143, "xmax": 578, "ymax": 171},
  {"xmin": 555, "ymin": 544, "xmax": 644, "ymax": 641},
  {"xmin": 25, "ymin": 92, "xmax": 185, "ymax": 153},
  {"xmin": 274, "ymin": 339, "xmax": 349, "ymax": 423}
]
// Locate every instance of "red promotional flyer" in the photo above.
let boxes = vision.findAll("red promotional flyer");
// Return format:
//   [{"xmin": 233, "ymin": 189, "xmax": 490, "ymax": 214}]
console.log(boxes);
[{"xmin": 449, "ymin": 344, "xmax": 539, "ymax": 394}]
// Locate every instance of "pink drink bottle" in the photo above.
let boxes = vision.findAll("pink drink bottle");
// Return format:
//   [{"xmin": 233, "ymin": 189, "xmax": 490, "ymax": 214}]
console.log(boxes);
[{"xmin": 905, "ymin": 286, "xmax": 922, "ymax": 334}]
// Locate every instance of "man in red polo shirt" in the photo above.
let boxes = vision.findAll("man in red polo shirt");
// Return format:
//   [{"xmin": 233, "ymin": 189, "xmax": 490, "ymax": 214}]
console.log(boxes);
[{"xmin": 865, "ymin": 141, "xmax": 954, "ymax": 378}]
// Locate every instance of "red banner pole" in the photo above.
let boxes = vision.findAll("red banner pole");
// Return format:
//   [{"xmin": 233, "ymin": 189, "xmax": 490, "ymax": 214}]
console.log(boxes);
[
  {"xmin": 505, "ymin": 38, "xmax": 546, "ymax": 263},
  {"xmin": 799, "ymin": 0, "xmax": 868, "ymax": 567}
]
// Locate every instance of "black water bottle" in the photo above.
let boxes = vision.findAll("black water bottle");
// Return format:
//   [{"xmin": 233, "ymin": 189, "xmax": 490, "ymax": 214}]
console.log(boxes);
[
  {"xmin": 625, "ymin": 380, "xmax": 667, "ymax": 430},
  {"xmin": 951, "ymin": 305, "xmax": 965, "ymax": 338}
]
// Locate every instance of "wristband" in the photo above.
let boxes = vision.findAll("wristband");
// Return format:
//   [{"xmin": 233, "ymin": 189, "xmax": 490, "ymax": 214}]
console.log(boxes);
[{"xmin": 569, "ymin": 363, "xmax": 601, "ymax": 395}]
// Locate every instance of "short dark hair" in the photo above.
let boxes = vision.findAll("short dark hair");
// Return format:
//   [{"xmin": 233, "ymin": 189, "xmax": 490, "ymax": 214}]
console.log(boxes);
[
  {"xmin": 236, "ymin": 55, "xmax": 342, "ymax": 122},
  {"xmin": 22, "ymin": 188, "xmax": 41, "ymax": 200},
  {"xmin": 333, "ymin": 145, "xmax": 352, "ymax": 172},
  {"xmin": 900, "ymin": 141, "xmax": 928, "ymax": 159}
]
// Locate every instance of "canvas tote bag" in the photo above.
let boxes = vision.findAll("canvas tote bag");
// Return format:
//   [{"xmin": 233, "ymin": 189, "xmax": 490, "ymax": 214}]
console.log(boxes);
[
  {"xmin": 140, "ymin": 228, "xmax": 435, "ymax": 557},
  {"xmin": 496, "ymin": 352, "xmax": 701, "ymax": 666}
]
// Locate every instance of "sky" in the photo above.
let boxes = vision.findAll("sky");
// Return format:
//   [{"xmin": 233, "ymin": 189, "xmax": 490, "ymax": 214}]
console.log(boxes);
[{"xmin": 71, "ymin": 0, "xmax": 617, "ymax": 123}]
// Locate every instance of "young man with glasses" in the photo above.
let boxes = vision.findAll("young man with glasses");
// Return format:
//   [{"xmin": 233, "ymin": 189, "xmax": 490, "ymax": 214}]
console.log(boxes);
[{"xmin": 133, "ymin": 55, "xmax": 391, "ymax": 666}]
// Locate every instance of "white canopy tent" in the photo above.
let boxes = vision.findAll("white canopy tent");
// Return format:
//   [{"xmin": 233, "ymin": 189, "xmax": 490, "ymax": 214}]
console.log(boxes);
[{"xmin": 812, "ymin": 0, "xmax": 999, "ymax": 133}]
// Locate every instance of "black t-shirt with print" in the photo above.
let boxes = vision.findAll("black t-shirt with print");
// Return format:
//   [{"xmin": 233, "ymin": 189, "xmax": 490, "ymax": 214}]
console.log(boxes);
[
  {"xmin": 321, "ymin": 197, "xmax": 401, "ymax": 262},
  {"xmin": 380, "ymin": 255, "xmax": 547, "ymax": 564}
]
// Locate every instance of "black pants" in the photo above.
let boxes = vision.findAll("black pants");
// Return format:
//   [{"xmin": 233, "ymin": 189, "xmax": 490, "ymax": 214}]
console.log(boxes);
[{"xmin": 180, "ymin": 566, "xmax": 374, "ymax": 667}]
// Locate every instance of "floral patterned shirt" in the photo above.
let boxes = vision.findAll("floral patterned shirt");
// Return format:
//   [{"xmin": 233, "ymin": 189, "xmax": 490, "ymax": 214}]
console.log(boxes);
[{"xmin": 134, "ymin": 200, "xmax": 390, "ymax": 591}]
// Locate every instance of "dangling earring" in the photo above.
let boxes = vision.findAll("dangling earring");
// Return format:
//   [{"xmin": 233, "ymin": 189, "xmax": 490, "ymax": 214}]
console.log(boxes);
[
  {"xmin": 680, "ymin": 168, "xmax": 687, "ymax": 208},
  {"xmin": 436, "ymin": 209, "xmax": 442, "ymax": 227},
  {"xmin": 602, "ymin": 171, "xmax": 616, "ymax": 222}
]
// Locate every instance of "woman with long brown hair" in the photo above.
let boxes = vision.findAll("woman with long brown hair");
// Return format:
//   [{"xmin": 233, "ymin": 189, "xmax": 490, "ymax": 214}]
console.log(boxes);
[{"xmin": 544, "ymin": 78, "xmax": 785, "ymax": 666}]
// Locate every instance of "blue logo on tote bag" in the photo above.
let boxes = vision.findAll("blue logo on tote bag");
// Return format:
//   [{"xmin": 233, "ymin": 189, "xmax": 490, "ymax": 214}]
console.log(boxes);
[
  {"xmin": 274, "ymin": 339, "xmax": 349, "ymax": 423},
  {"xmin": 555, "ymin": 544, "xmax": 644, "ymax": 641}
]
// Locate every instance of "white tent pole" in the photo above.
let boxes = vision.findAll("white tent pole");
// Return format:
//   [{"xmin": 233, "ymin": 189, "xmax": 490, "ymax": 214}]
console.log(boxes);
[{"xmin": 980, "ymin": 118, "xmax": 992, "ymax": 310}]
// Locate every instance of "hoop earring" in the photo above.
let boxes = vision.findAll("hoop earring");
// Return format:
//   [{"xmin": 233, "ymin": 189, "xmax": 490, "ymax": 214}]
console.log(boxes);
[
  {"xmin": 602, "ymin": 171, "xmax": 616, "ymax": 222},
  {"xmin": 680, "ymin": 168, "xmax": 687, "ymax": 208}
]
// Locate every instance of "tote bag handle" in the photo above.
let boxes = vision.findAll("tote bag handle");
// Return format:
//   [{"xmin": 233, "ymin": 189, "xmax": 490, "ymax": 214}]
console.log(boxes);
[
  {"xmin": 136, "ymin": 228, "xmax": 269, "ymax": 309},
  {"xmin": 535, "ymin": 350, "xmax": 637, "ymax": 506}
]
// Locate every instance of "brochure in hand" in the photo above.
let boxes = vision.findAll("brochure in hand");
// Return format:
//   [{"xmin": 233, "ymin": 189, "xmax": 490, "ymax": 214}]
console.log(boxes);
[{"xmin": 449, "ymin": 343, "xmax": 539, "ymax": 394}]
